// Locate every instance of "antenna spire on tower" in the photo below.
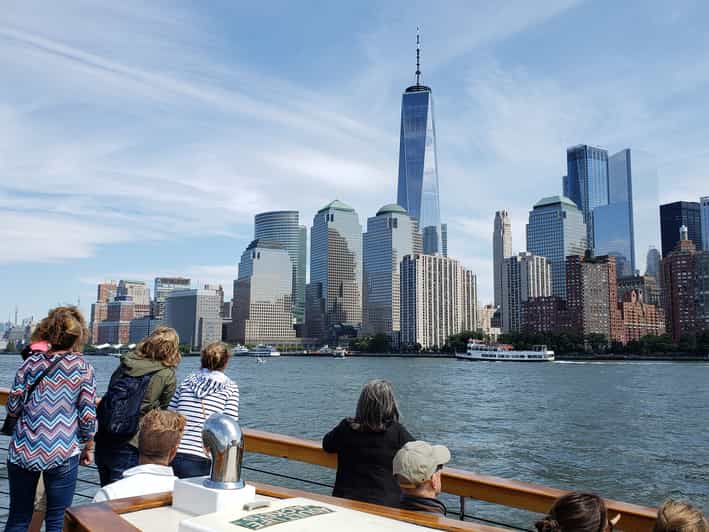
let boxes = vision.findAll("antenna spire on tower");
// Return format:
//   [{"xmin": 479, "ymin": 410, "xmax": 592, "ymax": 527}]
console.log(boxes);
[{"xmin": 416, "ymin": 26, "xmax": 421, "ymax": 86}]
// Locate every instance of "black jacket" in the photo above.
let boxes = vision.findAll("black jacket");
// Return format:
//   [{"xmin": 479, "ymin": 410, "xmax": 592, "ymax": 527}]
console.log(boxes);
[
  {"xmin": 399, "ymin": 493, "xmax": 447, "ymax": 515},
  {"xmin": 323, "ymin": 418, "xmax": 414, "ymax": 507}
]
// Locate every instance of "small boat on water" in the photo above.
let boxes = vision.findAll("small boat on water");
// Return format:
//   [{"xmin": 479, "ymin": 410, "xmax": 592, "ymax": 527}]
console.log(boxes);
[
  {"xmin": 333, "ymin": 346, "xmax": 348, "ymax": 358},
  {"xmin": 457, "ymin": 341, "xmax": 555, "ymax": 362},
  {"xmin": 248, "ymin": 344, "xmax": 280, "ymax": 357},
  {"xmin": 231, "ymin": 344, "xmax": 249, "ymax": 355}
]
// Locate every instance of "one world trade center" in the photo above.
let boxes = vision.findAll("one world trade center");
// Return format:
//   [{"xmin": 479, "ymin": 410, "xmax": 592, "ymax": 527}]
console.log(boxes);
[{"xmin": 396, "ymin": 29, "xmax": 445, "ymax": 256}]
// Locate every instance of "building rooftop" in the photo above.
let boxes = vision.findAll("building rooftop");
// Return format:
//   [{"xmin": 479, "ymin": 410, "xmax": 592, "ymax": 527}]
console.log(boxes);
[
  {"xmin": 533, "ymin": 195, "xmax": 578, "ymax": 209},
  {"xmin": 376, "ymin": 203, "xmax": 408, "ymax": 216},
  {"xmin": 317, "ymin": 199, "xmax": 355, "ymax": 214}
]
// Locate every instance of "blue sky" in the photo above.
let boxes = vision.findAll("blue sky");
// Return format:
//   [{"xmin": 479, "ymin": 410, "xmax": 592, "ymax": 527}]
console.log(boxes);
[{"xmin": 2, "ymin": 0, "xmax": 709, "ymax": 322}]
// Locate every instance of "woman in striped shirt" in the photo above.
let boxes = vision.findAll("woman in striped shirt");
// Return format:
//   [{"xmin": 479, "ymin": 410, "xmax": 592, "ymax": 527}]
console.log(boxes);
[{"xmin": 168, "ymin": 342, "xmax": 239, "ymax": 478}]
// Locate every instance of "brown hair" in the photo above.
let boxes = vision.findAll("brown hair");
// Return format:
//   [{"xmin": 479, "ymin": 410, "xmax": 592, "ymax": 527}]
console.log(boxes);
[
  {"xmin": 535, "ymin": 493, "xmax": 608, "ymax": 532},
  {"xmin": 201, "ymin": 342, "xmax": 230, "ymax": 371},
  {"xmin": 138, "ymin": 409, "xmax": 186, "ymax": 462},
  {"xmin": 32, "ymin": 306, "xmax": 88, "ymax": 353},
  {"xmin": 654, "ymin": 500, "xmax": 709, "ymax": 532},
  {"xmin": 135, "ymin": 326, "xmax": 181, "ymax": 367},
  {"xmin": 349, "ymin": 379, "xmax": 400, "ymax": 432}
]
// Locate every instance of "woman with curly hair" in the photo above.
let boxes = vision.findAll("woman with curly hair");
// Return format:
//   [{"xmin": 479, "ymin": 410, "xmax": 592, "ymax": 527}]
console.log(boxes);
[
  {"xmin": 94, "ymin": 326, "xmax": 181, "ymax": 486},
  {"xmin": 4, "ymin": 306, "xmax": 96, "ymax": 532}
]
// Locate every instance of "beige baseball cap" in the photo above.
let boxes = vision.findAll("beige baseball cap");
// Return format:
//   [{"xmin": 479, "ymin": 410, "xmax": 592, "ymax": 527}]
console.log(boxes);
[{"xmin": 393, "ymin": 441, "xmax": 451, "ymax": 485}]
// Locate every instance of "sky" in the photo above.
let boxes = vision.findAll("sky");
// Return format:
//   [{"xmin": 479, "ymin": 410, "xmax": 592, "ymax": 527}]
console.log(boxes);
[{"xmin": 2, "ymin": 0, "xmax": 709, "ymax": 323}]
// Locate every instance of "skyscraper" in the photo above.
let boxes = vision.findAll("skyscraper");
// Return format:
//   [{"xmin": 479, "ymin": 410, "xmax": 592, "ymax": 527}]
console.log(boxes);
[
  {"xmin": 362, "ymin": 204, "xmax": 421, "ymax": 341},
  {"xmin": 306, "ymin": 200, "xmax": 362, "ymax": 341},
  {"xmin": 646, "ymin": 247, "xmax": 661, "ymax": 279},
  {"xmin": 662, "ymin": 226, "xmax": 698, "ymax": 341},
  {"xmin": 566, "ymin": 145, "xmax": 609, "ymax": 248},
  {"xmin": 233, "ymin": 240, "xmax": 296, "ymax": 345},
  {"xmin": 254, "ymin": 211, "xmax": 307, "ymax": 324},
  {"xmin": 165, "ymin": 287, "xmax": 222, "ymax": 350},
  {"xmin": 660, "ymin": 201, "xmax": 702, "ymax": 257},
  {"xmin": 396, "ymin": 29, "xmax": 443, "ymax": 255},
  {"xmin": 400, "ymin": 254, "xmax": 476, "ymax": 350},
  {"xmin": 501, "ymin": 252, "xmax": 551, "ymax": 333},
  {"xmin": 493, "ymin": 211, "xmax": 513, "ymax": 308},
  {"xmin": 526, "ymin": 196, "xmax": 587, "ymax": 298},
  {"xmin": 593, "ymin": 149, "xmax": 636, "ymax": 276},
  {"xmin": 117, "ymin": 280, "xmax": 151, "ymax": 318},
  {"xmin": 153, "ymin": 277, "xmax": 191, "ymax": 320},
  {"xmin": 700, "ymin": 196, "xmax": 709, "ymax": 252}
]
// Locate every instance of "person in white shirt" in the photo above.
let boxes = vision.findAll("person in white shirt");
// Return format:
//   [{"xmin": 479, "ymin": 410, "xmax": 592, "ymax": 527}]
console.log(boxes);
[{"xmin": 93, "ymin": 410, "xmax": 186, "ymax": 502}]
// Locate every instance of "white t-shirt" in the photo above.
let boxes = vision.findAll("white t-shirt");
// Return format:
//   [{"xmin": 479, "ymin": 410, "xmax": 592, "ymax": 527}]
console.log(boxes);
[{"xmin": 93, "ymin": 464, "xmax": 177, "ymax": 502}]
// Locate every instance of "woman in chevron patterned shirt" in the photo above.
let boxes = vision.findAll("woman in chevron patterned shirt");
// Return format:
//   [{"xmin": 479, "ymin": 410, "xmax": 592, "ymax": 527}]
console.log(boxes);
[{"xmin": 4, "ymin": 307, "xmax": 96, "ymax": 532}]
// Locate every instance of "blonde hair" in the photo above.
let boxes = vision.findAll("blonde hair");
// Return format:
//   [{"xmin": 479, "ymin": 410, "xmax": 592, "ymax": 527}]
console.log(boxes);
[
  {"xmin": 654, "ymin": 500, "xmax": 709, "ymax": 532},
  {"xmin": 32, "ymin": 306, "xmax": 88, "ymax": 352},
  {"xmin": 138, "ymin": 410, "xmax": 186, "ymax": 461},
  {"xmin": 135, "ymin": 326, "xmax": 181, "ymax": 367},
  {"xmin": 201, "ymin": 342, "xmax": 230, "ymax": 371}
]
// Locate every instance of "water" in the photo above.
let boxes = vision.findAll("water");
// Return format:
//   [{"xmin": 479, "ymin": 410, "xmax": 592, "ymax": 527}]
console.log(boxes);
[{"xmin": 1, "ymin": 355, "xmax": 707, "ymax": 528}]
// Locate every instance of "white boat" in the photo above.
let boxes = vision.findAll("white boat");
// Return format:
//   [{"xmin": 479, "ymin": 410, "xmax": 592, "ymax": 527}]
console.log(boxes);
[
  {"xmin": 317, "ymin": 345, "xmax": 333, "ymax": 355},
  {"xmin": 333, "ymin": 346, "xmax": 348, "ymax": 358},
  {"xmin": 231, "ymin": 344, "xmax": 249, "ymax": 355},
  {"xmin": 248, "ymin": 344, "xmax": 281, "ymax": 357},
  {"xmin": 457, "ymin": 341, "xmax": 555, "ymax": 362}
]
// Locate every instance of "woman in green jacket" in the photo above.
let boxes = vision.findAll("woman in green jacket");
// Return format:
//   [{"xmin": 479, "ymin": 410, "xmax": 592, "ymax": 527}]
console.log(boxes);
[{"xmin": 94, "ymin": 326, "xmax": 181, "ymax": 486}]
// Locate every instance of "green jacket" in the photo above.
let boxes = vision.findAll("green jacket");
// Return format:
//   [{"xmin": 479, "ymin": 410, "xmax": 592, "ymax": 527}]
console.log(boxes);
[{"xmin": 107, "ymin": 351, "xmax": 177, "ymax": 448}]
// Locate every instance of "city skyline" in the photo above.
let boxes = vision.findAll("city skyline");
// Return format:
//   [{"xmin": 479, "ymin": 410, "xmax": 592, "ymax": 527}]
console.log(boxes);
[{"xmin": 3, "ymin": 1, "xmax": 709, "ymax": 320}]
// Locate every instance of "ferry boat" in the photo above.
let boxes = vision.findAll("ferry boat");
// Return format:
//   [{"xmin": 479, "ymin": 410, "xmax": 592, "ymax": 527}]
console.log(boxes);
[
  {"xmin": 333, "ymin": 346, "xmax": 348, "ymax": 358},
  {"xmin": 457, "ymin": 341, "xmax": 555, "ymax": 362},
  {"xmin": 248, "ymin": 344, "xmax": 281, "ymax": 357},
  {"xmin": 317, "ymin": 345, "xmax": 334, "ymax": 355},
  {"xmin": 231, "ymin": 344, "xmax": 249, "ymax": 355},
  {"xmin": 0, "ymin": 387, "xmax": 657, "ymax": 531}
]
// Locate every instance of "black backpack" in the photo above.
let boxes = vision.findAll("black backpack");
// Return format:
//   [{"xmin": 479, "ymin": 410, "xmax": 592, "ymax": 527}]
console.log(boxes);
[{"xmin": 96, "ymin": 369, "xmax": 159, "ymax": 441}]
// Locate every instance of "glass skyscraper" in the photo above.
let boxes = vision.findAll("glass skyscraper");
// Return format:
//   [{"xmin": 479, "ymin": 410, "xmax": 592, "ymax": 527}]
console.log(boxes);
[
  {"xmin": 254, "ymin": 211, "xmax": 307, "ymax": 324},
  {"xmin": 396, "ymin": 35, "xmax": 443, "ymax": 256},
  {"xmin": 526, "ymin": 196, "xmax": 587, "ymax": 298},
  {"xmin": 362, "ymin": 204, "xmax": 421, "ymax": 341},
  {"xmin": 565, "ymin": 145, "xmax": 609, "ymax": 248},
  {"xmin": 306, "ymin": 200, "xmax": 362, "ymax": 340},
  {"xmin": 701, "ymin": 196, "xmax": 709, "ymax": 252},
  {"xmin": 660, "ymin": 201, "xmax": 702, "ymax": 256},
  {"xmin": 592, "ymin": 149, "xmax": 636, "ymax": 276}
]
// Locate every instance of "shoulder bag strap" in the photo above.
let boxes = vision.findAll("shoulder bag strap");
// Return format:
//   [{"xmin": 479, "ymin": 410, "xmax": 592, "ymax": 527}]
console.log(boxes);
[{"xmin": 23, "ymin": 354, "xmax": 65, "ymax": 405}]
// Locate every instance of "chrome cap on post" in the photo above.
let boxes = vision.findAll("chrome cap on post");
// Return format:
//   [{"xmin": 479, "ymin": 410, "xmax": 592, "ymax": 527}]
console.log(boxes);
[{"xmin": 202, "ymin": 413, "xmax": 245, "ymax": 490}]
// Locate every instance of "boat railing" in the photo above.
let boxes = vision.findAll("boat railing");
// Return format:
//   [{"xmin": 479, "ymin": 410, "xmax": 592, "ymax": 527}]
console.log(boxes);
[{"xmin": 0, "ymin": 388, "xmax": 657, "ymax": 531}]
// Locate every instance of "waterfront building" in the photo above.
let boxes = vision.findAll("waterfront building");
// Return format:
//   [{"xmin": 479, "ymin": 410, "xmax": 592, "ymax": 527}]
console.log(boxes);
[
  {"xmin": 97, "ymin": 282, "xmax": 117, "ymax": 303},
  {"xmin": 617, "ymin": 274, "xmax": 660, "ymax": 307},
  {"xmin": 566, "ymin": 254, "xmax": 623, "ymax": 343},
  {"xmin": 90, "ymin": 281, "xmax": 117, "ymax": 341},
  {"xmin": 526, "ymin": 195, "xmax": 587, "ymax": 298},
  {"xmin": 701, "ymin": 196, "xmax": 709, "ymax": 252},
  {"xmin": 521, "ymin": 296, "xmax": 571, "ymax": 334},
  {"xmin": 660, "ymin": 201, "xmax": 702, "ymax": 257},
  {"xmin": 306, "ymin": 200, "xmax": 362, "ymax": 342},
  {"xmin": 117, "ymin": 280, "xmax": 151, "ymax": 318},
  {"xmin": 153, "ymin": 277, "xmax": 190, "ymax": 320},
  {"xmin": 462, "ymin": 269, "xmax": 478, "ymax": 333},
  {"xmin": 662, "ymin": 226, "xmax": 698, "ymax": 341},
  {"xmin": 646, "ymin": 247, "xmax": 661, "ymax": 279},
  {"xmin": 128, "ymin": 317, "xmax": 163, "ymax": 344},
  {"xmin": 696, "ymin": 251, "xmax": 709, "ymax": 331},
  {"xmin": 593, "ymin": 149, "xmax": 636, "ymax": 276},
  {"xmin": 233, "ymin": 239, "xmax": 296, "ymax": 346},
  {"xmin": 565, "ymin": 145, "xmax": 609, "ymax": 248},
  {"xmin": 501, "ymin": 252, "xmax": 551, "ymax": 333},
  {"xmin": 493, "ymin": 210, "xmax": 513, "ymax": 308},
  {"xmin": 396, "ymin": 30, "xmax": 443, "ymax": 256},
  {"xmin": 478, "ymin": 304, "xmax": 501, "ymax": 341},
  {"xmin": 97, "ymin": 297, "xmax": 135, "ymax": 344},
  {"xmin": 362, "ymin": 204, "xmax": 422, "ymax": 341},
  {"xmin": 254, "ymin": 211, "xmax": 307, "ymax": 323},
  {"xmin": 165, "ymin": 287, "xmax": 222, "ymax": 350},
  {"xmin": 400, "ymin": 254, "xmax": 476, "ymax": 350},
  {"xmin": 619, "ymin": 290, "xmax": 665, "ymax": 343}
]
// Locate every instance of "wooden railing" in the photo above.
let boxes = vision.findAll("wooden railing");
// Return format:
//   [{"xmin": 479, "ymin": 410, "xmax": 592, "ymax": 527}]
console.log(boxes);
[{"xmin": 0, "ymin": 388, "xmax": 658, "ymax": 531}]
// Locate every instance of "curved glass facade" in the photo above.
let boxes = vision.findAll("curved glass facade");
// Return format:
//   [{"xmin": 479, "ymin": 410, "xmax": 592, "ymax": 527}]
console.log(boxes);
[
  {"xmin": 396, "ymin": 87, "xmax": 442, "ymax": 255},
  {"xmin": 254, "ymin": 211, "xmax": 307, "ymax": 323}
]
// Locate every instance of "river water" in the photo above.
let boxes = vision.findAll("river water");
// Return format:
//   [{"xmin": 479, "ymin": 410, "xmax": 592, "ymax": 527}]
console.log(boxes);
[{"xmin": 0, "ymin": 355, "xmax": 707, "ymax": 528}]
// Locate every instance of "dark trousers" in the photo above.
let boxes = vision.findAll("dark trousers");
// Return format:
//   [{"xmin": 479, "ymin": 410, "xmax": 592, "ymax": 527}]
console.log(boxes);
[
  {"xmin": 5, "ymin": 455, "xmax": 79, "ymax": 532},
  {"xmin": 95, "ymin": 442, "xmax": 139, "ymax": 487},
  {"xmin": 171, "ymin": 452, "xmax": 211, "ymax": 479}
]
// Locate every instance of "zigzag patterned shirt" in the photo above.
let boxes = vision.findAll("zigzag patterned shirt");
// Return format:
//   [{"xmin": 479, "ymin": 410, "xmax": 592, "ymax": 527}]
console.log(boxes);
[{"xmin": 7, "ymin": 352, "xmax": 96, "ymax": 471}]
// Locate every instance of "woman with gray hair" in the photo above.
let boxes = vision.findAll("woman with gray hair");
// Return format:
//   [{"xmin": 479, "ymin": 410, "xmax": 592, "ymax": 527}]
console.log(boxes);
[{"xmin": 323, "ymin": 379, "xmax": 414, "ymax": 507}]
